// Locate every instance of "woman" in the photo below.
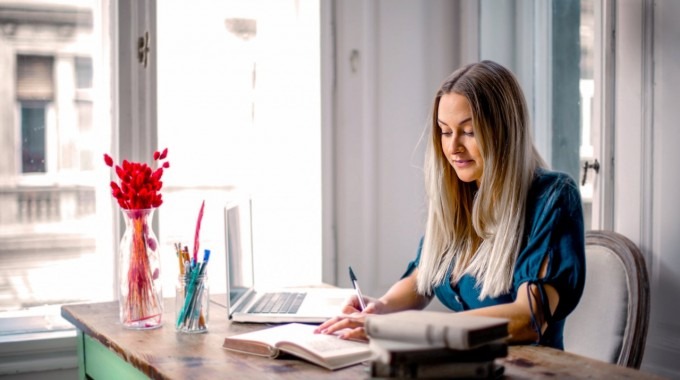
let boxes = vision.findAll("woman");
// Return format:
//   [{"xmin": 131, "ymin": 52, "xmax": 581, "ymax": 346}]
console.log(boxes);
[{"xmin": 316, "ymin": 60, "xmax": 585, "ymax": 349}]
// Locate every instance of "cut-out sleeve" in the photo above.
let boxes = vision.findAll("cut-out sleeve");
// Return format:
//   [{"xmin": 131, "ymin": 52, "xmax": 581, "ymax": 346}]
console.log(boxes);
[{"xmin": 513, "ymin": 172, "xmax": 586, "ymax": 323}]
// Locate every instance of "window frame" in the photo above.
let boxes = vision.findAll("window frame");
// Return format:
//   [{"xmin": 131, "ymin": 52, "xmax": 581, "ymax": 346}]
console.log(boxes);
[{"xmin": 0, "ymin": 0, "xmax": 152, "ymax": 375}]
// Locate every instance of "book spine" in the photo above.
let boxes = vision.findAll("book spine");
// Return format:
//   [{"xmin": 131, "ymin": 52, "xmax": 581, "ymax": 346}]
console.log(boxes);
[
  {"xmin": 469, "ymin": 325, "xmax": 509, "ymax": 348},
  {"xmin": 371, "ymin": 360, "xmax": 497, "ymax": 379},
  {"xmin": 366, "ymin": 320, "xmax": 469, "ymax": 349},
  {"xmin": 375, "ymin": 342, "xmax": 508, "ymax": 365}
]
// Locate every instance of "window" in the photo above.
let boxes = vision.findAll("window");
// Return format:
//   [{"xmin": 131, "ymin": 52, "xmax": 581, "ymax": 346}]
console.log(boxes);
[
  {"xmin": 479, "ymin": 0, "xmax": 603, "ymax": 230},
  {"xmin": 20, "ymin": 102, "xmax": 48, "ymax": 174},
  {"xmin": 75, "ymin": 56, "xmax": 93, "ymax": 89},
  {"xmin": 17, "ymin": 55, "xmax": 54, "ymax": 174},
  {"xmin": 1, "ymin": 2, "xmax": 323, "ymax": 375},
  {"xmin": 2, "ymin": 0, "xmax": 323, "ymax": 343},
  {"xmin": 0, "ymin": 1, "xmax": 112, "ymax": 341},
  {"xmin": 156, "ymin": 0, "xmax": 323, "ymax": 294},
  {"xmin": 578, "ymin": 0, "xmax": 596, "ymax": 230}
]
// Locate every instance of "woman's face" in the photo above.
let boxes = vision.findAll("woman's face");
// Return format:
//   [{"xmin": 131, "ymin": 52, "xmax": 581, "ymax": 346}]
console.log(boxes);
[{"xmin": 437, "ymin": 92, "xmax": 484, "ymax": 186}]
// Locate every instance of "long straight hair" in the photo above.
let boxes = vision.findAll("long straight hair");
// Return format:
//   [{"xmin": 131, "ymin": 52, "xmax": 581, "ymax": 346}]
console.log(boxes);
[{"xmin": 417, "ymin": 60, "xmax": 547, "ymax": 299}]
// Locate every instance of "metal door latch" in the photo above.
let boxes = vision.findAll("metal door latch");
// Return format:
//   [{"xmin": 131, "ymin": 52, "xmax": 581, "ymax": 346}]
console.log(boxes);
[
  {"xmin": 138, "ymin": 31, "xmax": 150, "ymax": 68},
  {"xmin": 581, "ymin": 159, "xmax": 600, "ymax": 186}
]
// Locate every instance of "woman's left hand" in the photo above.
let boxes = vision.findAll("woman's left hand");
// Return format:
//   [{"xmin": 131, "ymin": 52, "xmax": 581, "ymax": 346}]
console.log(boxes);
[{"xmin": 314, "ymin": 311, "xmax": 370, "ymax": 341}]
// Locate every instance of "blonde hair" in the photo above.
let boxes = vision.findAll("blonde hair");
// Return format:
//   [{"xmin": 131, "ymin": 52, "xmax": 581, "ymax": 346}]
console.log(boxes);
[{"xmin": 417, "ymin": 60, "xmax": 547, "ymax": 299}]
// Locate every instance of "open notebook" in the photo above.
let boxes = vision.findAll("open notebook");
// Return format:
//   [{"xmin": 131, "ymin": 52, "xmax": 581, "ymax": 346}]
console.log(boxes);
[{"xmin": 224, "ymin": 196, "xmax": 354, "ymax": 323}]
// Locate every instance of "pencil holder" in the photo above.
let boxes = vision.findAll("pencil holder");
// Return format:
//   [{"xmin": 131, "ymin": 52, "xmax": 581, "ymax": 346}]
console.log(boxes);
[{"xmin": 175, "ymin": 273, "xmax": 209, "ymax": 333}]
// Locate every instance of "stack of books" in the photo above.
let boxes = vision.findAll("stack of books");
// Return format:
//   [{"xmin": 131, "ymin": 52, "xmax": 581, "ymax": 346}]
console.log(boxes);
[{"xmin": 364, "ymin": 310, "xmax": 509, "ymax": 379}]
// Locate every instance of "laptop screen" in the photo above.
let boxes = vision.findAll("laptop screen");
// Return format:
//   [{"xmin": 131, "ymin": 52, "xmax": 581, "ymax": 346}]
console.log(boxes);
[{"xmin": 224, "ymin": 196, "xmax": 255, "ymax": 312}]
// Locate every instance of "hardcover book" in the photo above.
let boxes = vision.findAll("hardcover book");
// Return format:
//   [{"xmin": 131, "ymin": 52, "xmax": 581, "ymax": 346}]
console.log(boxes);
[
  {"xmin": 365, "ymin": 310, "xmax": 509, "ymax": 350},
  {"xmin": 222, "ymin": 322, "xmax": 373, "ymax": 370},
  {"xmin": 370, "ymin": 360, "xmax": 504, "ymax": 379},
  {"xmin": 369, "ymin": 337, "xmax": 508, "ymax": 365}
]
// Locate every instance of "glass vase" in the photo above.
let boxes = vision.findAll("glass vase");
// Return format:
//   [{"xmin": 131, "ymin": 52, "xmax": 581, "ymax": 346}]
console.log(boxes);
[{"xmin": 119, "ymin": 208, "xmax": 163, "ymax": 329}]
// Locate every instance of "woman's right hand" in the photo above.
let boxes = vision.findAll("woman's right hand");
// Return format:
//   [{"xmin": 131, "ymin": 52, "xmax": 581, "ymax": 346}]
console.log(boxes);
[
  {"xmin": 316, "ymin": 270, "xmax": 429, "ymax": 340},
  {"xmin": 340, "ymin": 294, "xmax": 384, "ymax": 315}
]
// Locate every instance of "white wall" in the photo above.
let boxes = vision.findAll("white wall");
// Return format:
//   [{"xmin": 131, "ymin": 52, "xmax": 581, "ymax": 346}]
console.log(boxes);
[
  {"xmin": 640, "ymin": 0, "xmax": 680, "ymax": 377},
  {"xmin": 611, "ymin": 0, "xmax": 680, "ymax": 377},
  {"xmin": 329, "ymin": 0, "xmax": 680, "ymax": 377},
  {"xmin": 328, "ymin": 0, "xmax": 458, "ymax": 298}
]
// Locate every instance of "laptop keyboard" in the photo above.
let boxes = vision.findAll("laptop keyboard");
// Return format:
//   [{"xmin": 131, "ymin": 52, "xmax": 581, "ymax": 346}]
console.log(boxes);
[{"xmin": 247, "ymin": 292, "xmax": 307, "ymax": 314}]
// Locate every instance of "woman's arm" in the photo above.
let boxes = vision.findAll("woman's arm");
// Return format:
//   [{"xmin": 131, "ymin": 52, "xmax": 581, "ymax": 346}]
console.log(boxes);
[
  {"xmin": 318, "ymin": 279, "xmax": 558, "ymax": 342},
  {"xmin": 465, "ymin": 255, "xmax": 560, "ymax": 343},
  {"xmin": 463, "ymin": 281, "xmax": 559, "ymax": 343},
  {"xmin": 318, "ymin": 254, "xmax": 560, "ymax": 343},
  {"xmin": 377, "ymin": 268, "xmax": 431, "ymax": 313}
]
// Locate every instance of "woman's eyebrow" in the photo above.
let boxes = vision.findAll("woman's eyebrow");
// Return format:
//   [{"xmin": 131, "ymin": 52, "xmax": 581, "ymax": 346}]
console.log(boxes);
[
  {"xmin": 458, "ymin": 117, "xmax": 472, "ymax": 127},
  {"xmin": 438, "ymin": 117, "xmax": 472, "ymax": 127}
]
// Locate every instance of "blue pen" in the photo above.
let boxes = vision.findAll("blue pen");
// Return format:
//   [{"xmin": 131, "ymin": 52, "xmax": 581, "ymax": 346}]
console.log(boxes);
[
  {"xmin": 349, "ymin": 266, "xmax": 367, "ymax": 311},
  {"xmin": 199, "ymin": 249, "xmax": 211, "ymax": 275}
]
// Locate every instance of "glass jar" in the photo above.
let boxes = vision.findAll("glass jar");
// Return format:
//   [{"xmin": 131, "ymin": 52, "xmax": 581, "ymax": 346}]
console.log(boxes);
[{"xmin": 175, "ymin": 273, "xmax": 209, "ymax": 333}]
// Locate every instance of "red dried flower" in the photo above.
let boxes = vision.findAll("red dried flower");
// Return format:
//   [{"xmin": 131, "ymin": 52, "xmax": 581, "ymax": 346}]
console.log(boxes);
[
  {"xmin": 104, "ymin": 154, "xmax": 114, "ymax": 167},
  {"xmin": 104, "ymin": 149, "xmax": 170, "ymax": 209}
]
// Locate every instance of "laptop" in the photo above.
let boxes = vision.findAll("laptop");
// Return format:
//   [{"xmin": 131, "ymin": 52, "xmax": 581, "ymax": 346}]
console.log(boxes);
[{"xmin": 224, "ymin": 195, "xmax": 355, "ymax": 323}]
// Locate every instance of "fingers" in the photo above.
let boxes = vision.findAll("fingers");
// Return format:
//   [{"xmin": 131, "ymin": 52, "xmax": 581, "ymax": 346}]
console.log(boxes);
[
  {"xmin": 341, "ymin": 304, "xmax": 361, "ymax": 314},
  {"xmin": 341, "ymin": 295, "xmax": 365, "ymax": 314},
  {"xmin": 313, "ymin": 315, "xmax": 355, "ymax": 334},
  {"xmin": 314, "ymin": 316, "xmax": 340, "ymax": 333},
  {"xmin": 363, "ymin": 302, "xmax": 378, "ymax": 314},
  {"xmin": 339, "ymin": 327, "xmax": 368, "ymax": 342},
  {"xmin": 313, "ymin": 313, "xmax": 366, "ymax": 336}
]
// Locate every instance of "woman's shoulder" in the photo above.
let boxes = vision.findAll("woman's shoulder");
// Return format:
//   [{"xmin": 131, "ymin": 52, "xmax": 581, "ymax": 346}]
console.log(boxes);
[
  {"xmin": 528, "ymin": 168, "xmax": 582, "ymax": 212},
  {"xmin": 531, "ymin": 168, "xmax": 580, "ymax": 195}
]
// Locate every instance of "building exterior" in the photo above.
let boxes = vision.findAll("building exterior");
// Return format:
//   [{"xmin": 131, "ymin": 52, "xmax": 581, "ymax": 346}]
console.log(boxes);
[{"xmin": 0, "ymin": 0, "xmax": 97, "ymax": 311}]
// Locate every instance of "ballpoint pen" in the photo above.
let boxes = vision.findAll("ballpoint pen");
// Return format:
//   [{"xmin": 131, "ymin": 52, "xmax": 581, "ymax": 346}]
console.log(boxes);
[{"xmin": 348, "ymin": 266, "xmax": 367, "ymax": 311}]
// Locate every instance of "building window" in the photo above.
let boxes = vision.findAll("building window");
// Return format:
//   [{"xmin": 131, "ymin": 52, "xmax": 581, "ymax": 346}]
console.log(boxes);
[
  {"xmin": 75, "ymin": 56, "xmax": 93, "ymax": 90},
  {"xmin": 0, "ymin": 2, "xmax": 109, "ymax": 340},
  {"xmin": 20, "ymin": 102, "xmax": 47, "ymax": 173},
  {"xmin": 16, "ymin": 55, "xmax": 55, "ymax": 100},
  {"xmin": 16, "ymin": 55, "xmax": 54, "ymax": 174}
]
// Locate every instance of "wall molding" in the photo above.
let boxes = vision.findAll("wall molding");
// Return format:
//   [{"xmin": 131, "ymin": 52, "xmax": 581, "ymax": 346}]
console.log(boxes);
[{"xmin": 639, "ymin": 0, "xmax": 655, "ymax": 271}]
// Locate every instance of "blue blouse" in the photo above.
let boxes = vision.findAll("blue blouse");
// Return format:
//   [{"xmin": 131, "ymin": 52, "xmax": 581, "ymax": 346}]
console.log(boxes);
[{"xmin": 403, "ymin": 169, "xmax": 586, "ymax": 349}]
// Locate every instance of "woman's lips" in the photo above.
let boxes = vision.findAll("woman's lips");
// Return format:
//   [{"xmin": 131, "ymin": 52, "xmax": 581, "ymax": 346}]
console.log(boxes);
[{"xmin": 452, "ymin": 159, "xmax": 474, "ymax": 168}]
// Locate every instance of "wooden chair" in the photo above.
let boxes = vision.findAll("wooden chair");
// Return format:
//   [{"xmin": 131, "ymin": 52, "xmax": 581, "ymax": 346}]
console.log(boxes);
[{"xmin": 563, "ymin": 230, "xmax": 650, "ymax": 368}]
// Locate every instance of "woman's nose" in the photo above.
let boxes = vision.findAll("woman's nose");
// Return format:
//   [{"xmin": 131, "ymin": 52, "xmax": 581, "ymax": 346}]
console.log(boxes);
[{"xmin": 446, "ymin": 134, "xmax": 462, "ymax": 154}]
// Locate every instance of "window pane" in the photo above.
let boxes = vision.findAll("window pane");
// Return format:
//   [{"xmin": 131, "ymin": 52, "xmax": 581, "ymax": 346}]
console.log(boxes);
[
  {"xmin": 75, "ymin": 56, "xmax": 93, "ymax": 89},
  {"xmin": 550, "ymin": 0, "xmax": 596, "ymax": 230},
  {"xmin": 20, "ymin": 103, "xmax": 47, "ymax": 173},
  {"xmin": 16, "ymin": 55, "xmax": 54, "ymax": 101},
  {"xmin": 157, "ymin": 0, "xmax": 323, "ymax": 294},
  {"xmin": 479, "ymin": 1, "xmax": 597, "ymax": 229},
  {"xmin": 157, "ymin": 1, "xmax": 255, "ymax": 298},
  {"xmin": 0, "ymin": 0, "xmax": 113, "ymax": 335},
  {"xmin": 578, "ymin": 0, "xmax": 595, "ymax": 230}
]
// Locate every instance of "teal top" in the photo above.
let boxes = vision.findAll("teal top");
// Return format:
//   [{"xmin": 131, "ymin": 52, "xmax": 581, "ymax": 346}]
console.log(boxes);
[{"xmin": 403, "ymin": 169, "xmax": 586, "ymax": 349}]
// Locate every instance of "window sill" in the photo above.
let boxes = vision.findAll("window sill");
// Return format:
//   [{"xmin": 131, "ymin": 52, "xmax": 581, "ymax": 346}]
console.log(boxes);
[
  {"xmin": 0, "ymin": 329, "xmax": 77, "ymax": 375},
  {"xmin": 0, "ymin": 307, "xmax": 78, "ymax": 375}
]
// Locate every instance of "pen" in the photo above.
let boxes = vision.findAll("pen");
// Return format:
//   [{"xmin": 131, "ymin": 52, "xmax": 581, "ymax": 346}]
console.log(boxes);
[{"xmin": 348, "ymin": 266, "xmax": 367, "ymax": 311}]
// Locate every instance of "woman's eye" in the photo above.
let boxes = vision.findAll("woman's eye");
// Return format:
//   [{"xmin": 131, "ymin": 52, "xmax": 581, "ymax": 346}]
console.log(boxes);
[
  {"xmin": 440, "ymin": 131, "xmax": 452, "ymax": 136},
  {"xmin": 463, "ymin": 130, "xmax": 474, "ymax": 136}
]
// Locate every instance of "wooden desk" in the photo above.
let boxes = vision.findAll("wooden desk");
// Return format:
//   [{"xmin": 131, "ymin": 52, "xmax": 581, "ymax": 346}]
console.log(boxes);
[{"xmin": 61, "ymin": 299, "xmax": 663, "ymax": 379}]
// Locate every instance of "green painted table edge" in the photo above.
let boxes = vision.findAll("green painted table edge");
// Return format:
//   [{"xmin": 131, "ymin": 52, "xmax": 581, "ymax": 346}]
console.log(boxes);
[{"xmin": 76, "ymin": 329, "xmax": 148, "ymax": 380}]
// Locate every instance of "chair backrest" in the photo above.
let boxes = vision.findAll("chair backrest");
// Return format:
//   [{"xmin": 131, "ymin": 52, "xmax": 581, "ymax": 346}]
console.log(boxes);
[{"xmin": 563, "ymin": 230, "xmax": 650, "ymax": 368}]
